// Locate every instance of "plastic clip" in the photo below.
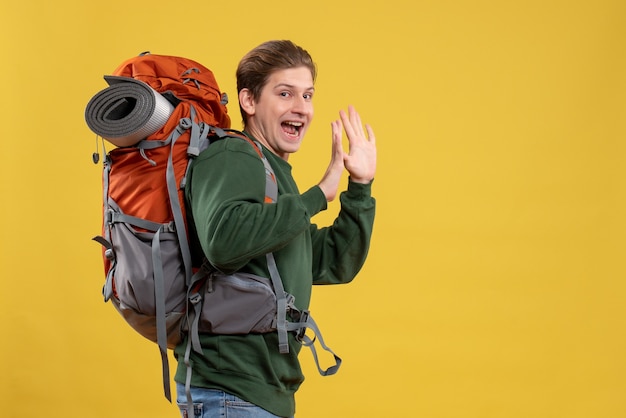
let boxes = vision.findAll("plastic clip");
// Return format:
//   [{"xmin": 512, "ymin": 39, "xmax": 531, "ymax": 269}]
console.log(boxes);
[{"xmin": 295, "ymin": 310, "xmax": 310, "ymax": 342}]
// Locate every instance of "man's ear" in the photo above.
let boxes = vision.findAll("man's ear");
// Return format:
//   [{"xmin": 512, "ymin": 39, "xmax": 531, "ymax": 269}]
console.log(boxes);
[{"xmin": 239, "ymin": 88, "xmax": 256, "ymax": 117}]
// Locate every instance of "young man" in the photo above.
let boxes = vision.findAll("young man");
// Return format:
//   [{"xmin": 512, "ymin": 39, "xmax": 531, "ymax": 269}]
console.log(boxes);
[{"xmin": 174, "ymin": 40, "xmax": 377, "ymax": 418}]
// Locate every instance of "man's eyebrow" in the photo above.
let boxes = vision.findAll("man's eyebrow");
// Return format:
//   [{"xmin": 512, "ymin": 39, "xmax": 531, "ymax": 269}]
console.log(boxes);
[{"xmin": 273, "ymin": 83, "xmax": 315, "ymax": 91}]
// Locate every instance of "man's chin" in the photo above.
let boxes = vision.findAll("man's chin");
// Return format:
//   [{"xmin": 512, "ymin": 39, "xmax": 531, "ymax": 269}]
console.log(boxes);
[{"xmin": 280, "ymin": 134, "xmax": 303, "ymax": 148}]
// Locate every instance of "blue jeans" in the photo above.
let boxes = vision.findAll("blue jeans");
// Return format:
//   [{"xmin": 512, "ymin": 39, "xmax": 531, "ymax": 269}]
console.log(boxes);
[{"xmin": 176, "ymin": 383, "xmax": 291, "ymax": 418}]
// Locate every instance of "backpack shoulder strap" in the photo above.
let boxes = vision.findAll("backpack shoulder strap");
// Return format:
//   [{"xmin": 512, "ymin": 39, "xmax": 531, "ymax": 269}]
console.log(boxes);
[{"xmin": 182, "ymin": 132, "xmax": 280, "ymax": 415}]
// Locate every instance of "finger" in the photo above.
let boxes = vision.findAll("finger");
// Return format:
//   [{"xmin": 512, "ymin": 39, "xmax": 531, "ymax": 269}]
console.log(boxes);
[
  {"xmin": 331, "ymin": 120, "xmax": 342, "ymax": 144},
  {"xmin": 331, "ymin": 120, "xmax": 344, "ymax": 156},
  {"xmin": 339, "ymin": 109, "xmax": 357, "ymax": 143},
  {"xmin": 348, "ymin": 105, "xmax": 365, "ymax": 138},
  {"xmin": 365, "ymin": 124, "xmax": 376, "ymax": 144}
]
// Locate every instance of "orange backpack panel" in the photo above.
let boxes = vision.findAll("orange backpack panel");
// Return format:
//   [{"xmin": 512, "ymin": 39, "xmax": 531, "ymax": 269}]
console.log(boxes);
[{"xmin": 112, "ymin": 54, "xmax": 231, "ymax": 129}]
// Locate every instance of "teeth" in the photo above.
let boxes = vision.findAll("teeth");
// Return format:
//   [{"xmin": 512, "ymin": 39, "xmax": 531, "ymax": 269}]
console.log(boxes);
[{"xmin": 282, "ymin": 121, "xmax": 303, "ymax": 137}]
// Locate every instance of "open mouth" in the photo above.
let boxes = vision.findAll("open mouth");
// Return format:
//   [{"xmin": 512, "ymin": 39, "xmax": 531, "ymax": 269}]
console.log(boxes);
[{"xmin": 281, "ymin": 121, "xmax": 303, "ymax": 138}]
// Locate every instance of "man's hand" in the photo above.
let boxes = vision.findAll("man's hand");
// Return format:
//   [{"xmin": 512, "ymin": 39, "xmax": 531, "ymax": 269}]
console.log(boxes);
[
  {"xmin": 317, "ymin": 116, "xmax": 345, "ymax": 202},
  {"xmin": 318, "ymin": 106, "xmax": 376, "ymax": 201},
  {"xmin": 340, "ymin": 105, "xmax": 376, "ymax": 184}
]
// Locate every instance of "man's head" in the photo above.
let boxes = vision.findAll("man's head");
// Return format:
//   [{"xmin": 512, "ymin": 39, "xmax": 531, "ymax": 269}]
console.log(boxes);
[
  {"xmin": 236, "ymin": 40, "xmax": 317, "ymax": 159},
  {"xmin": 237, "ymin": 40, "xmax": 317, "ymax": 124}
]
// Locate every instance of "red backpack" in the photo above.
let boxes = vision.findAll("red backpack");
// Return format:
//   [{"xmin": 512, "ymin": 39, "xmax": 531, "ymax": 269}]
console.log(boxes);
[{"xmin": 85, "ymin": 52, "xmax": 267, "ymax": 401}]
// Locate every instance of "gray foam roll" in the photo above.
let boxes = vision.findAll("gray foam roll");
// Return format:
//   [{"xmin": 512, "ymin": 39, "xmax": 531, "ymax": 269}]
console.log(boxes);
[{"xmin": 85, "ymin": 76, "xmax": 174, "ymax": 147}]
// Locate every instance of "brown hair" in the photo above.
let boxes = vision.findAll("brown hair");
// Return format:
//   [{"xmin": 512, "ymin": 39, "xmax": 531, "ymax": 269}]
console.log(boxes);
[{"xmin": 236, "ymin": 40, "xmax": 317, "ymax": 126}]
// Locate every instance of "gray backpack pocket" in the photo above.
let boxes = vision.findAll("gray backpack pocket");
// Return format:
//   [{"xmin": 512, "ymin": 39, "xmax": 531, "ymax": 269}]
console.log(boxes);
[
  {"xmin": 108, "ymin": 218, "xmax": 187, "ymax": 348},
  {"xmin": 198, "ymin": 272, "xmax": 277, "ymax": 334}
]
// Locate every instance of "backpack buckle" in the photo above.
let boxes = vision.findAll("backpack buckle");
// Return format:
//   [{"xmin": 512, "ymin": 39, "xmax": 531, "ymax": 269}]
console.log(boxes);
[
  {"xmin": 104, "ymin": 248, "xmax": 115, "ymax": 261},
  {"xmin": 162, "ymin": 221, "xmax": 176, "ymax": 233},
  {"xmin": 294, "ymin": 310, "xmax": 310, "ymax": 342},
  {"xmin": 104, "ymin": 209, "xmax": 114, "ymax": 224}
]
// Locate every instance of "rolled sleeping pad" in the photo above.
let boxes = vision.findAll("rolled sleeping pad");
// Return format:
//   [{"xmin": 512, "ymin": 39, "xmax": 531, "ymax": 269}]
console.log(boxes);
[{"xmin": 85, "ymin": 76, "xmax": 175, "ymax": 147}]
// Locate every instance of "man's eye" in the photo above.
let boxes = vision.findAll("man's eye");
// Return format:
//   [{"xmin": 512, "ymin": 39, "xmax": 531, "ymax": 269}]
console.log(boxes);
[
  {"xmin": 280, "ymin": 92, "xmax": 290, "ymax": 97},
  {"xmin": 303, "ymin": 93, "xmax": 313, "ymax": 100}
]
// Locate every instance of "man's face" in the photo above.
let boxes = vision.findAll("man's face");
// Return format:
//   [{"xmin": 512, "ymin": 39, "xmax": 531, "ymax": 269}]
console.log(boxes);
[{"xmin": 245, "ymin": 66, "xmax": 314, "ymax": 160}]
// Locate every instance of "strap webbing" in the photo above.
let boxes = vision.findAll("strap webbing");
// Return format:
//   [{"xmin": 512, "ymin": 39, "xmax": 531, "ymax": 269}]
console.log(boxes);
[
  {"xmin": 266, "ymin": 253, "xmax": 290, "ymax": 353},
  {"xmin": 183, "ymin": 328, "xmax": 195, "ymax": 418},
  {"xmin": 156, "ymin": 109, "xmax": 201, "ymax": 403},
  {"xmin": 152, "ymin": 226, "xmax": 171, "ymax": 401},
  {"xmin": 108, "ymin": 209, "xmax": 170, "ymax": 232},
  {"xmin": 286, "ymin": 313, "xmax": 342, "ymax": 376},
  {"xmin": 187, "ymin": 264, "xmax": 210, "ymax": 353},
  {"xmin": 92, "ymin": 235, "xmax": 115, "ymax": 302},
  {"xmin": 261, "ymin": 156, "xmax": 278, "ymax": 203},
  {"xmin": 100, "ymin": 156, "xmax": 114, "ymax": 301},
  {"xmin": 258, "ymin": 149, "xmax": 290, "ymax": 353},
  {"xmin": 166, "ymin": 115, "xmax": 194, "ymax": 288}
]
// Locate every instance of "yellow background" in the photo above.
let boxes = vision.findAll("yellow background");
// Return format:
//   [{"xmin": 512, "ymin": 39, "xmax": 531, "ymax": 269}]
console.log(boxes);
[{"xmin": 1, "ymin": 0, "xmax": 625, "ymax": 417}]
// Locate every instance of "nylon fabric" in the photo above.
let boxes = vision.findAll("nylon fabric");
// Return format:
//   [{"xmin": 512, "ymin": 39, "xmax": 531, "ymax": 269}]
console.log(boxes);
[
  {"xmin": 88, "ymin": 52, "xmax": 234, "ymax": 408},
  {"xmin": 197, "ymin": 272, "xmax": 277, "ymax": 334},
  {"xmin": 111, "ymin": 53, "xmax": 231, "ymax": 131}
]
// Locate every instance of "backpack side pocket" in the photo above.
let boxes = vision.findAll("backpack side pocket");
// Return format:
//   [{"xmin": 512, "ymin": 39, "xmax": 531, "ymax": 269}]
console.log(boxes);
[
  {"xmin": 198, "ymin": 272, "xmax": 277, "ymax": 335},
  {"xmin": 109, "ymin": 220, "xmax": 187, "ymax": 348}
]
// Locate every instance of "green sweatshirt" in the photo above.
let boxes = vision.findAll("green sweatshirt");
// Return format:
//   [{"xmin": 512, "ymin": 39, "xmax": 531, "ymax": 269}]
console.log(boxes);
[{"xmin": 174, "ymin": 134, "xmax": 375, "ymax": 417}]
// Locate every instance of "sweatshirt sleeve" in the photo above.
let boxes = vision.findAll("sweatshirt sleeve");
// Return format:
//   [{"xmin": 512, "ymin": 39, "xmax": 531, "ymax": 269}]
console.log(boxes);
[
  {"xmin": 186, "ymin": 139, "xmax": 325, "ymax": 273},
  {"xmin": 310, "ymin": 179, "xmax": 376, "ymax": 285}
]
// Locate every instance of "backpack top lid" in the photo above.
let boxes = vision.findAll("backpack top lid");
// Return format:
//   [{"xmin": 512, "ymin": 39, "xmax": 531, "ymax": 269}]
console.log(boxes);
[
  {"xmin": 111, "ymin": 53, "xmax": 231, "ymax": 130},
  {"xmin": 85, "ymin": 53, "xmax": 232, "ymax": 148}
]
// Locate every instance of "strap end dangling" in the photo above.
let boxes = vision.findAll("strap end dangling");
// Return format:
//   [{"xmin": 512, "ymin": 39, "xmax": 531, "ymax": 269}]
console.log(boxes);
[{"xmin": 92, "ymin": 134, "xmax": 100, "ymax": 164}]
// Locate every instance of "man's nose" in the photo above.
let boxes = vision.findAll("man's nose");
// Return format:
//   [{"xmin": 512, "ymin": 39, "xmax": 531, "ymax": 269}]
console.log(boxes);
[{"xmin": 292, "ymin": 96, "xmax": 312, "ymax": 114}]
